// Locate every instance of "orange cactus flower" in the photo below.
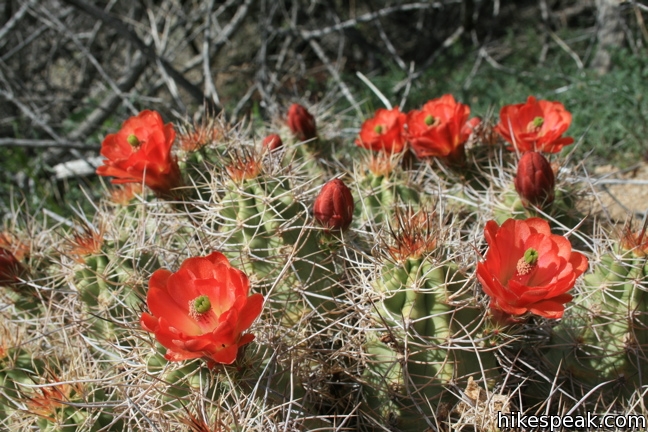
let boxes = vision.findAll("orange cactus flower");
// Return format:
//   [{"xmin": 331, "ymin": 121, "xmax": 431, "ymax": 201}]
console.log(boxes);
[
  {"xmin": 477, "ymin": 218, "xmax": 588, "ymax": 319},
  {"xmin": 313, "ymin": 179, "xmax": 355, "ymax": 231},
  {"xmin": 495, "ymin": 96, "xmax": 574, "ymax": 153},
  {"xmin": 287, "ymin": 104, "xmax": 317, "ymax": 141},
  {"xmin": 356, "ymin": 107, "xmax": 407, "ymax": 154},
  {"xmin": 140, "ymin": 252, "xmax": 263, "ymax": 364},
  {"xmin": 406, "ymin": 94, "xmax": 480, "ymax": 162},
  {"xmin": 96, "ymin": 110, "xmax": 183, "ymax": 196}
]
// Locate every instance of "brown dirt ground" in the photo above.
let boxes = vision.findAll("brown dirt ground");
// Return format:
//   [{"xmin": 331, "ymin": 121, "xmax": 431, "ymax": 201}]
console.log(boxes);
[{"xmin": 590, "ymin": 163, "xmax": 648, "ymax": 223}]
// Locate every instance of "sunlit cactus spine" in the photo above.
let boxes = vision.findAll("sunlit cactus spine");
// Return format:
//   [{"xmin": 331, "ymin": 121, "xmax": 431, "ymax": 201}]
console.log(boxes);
[
  {"xmin": 353, "ymin": 152, "xmax": 420, "ymax": 227},
  {"xmin": 214, "ymin": 147, "xmax": 349, "ymax": 326},
  {"xmin": 362, "ymin": 208, "xmax": 498, "ymax": 430},
  {"xmin": 68, "ymin": 220, "xmax": 155, "ymax": 339},
  {"xmin": 492, "ymin": 154, "xmax": 580, "ymax": 227}
]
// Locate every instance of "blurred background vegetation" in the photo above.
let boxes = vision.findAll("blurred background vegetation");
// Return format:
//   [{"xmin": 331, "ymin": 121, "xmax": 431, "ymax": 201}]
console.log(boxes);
[{"xmin": 1, "ymin": 0, "xmax": 646, "ymax": 219}]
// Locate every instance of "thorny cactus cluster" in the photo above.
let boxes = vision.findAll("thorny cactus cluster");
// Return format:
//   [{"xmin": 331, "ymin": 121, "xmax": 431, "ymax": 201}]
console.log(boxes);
[{"xmin": 1, "ymin": 94, "xmax": 647, "ymax": 431}]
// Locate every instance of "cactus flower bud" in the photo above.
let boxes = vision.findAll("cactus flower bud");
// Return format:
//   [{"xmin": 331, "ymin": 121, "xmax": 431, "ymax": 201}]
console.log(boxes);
[
  {"xmin": 287, "ymin": 104, "xmax": 317, "ymax": 141},
  {"xmin": 313, "ymin": 179, "xmax": 354, "ymax": 231},
  {"xmin": 514, "ymin": 151, "xmax": 555, "ymax": 208},
  {"xmin": 262, "ymin": 134, "xmax": 283, "ymax": 151}
]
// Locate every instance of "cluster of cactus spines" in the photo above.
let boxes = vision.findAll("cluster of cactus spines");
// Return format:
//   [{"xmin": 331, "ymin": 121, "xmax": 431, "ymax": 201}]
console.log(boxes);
[
  {"xmin": 2, "ymin": 94, "xmax": 648, "ymax": 431},
  {"xmin": 539, "ymin": 228, "xmax": 648, "ymax": 402}
]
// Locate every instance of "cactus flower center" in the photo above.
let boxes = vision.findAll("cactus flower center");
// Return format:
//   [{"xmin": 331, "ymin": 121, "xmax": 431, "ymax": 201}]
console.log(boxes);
[
  {"xmin": 189, "ymin": 295, "xmax": 211, "ymax": 320},
  {"xmin": 373, "ymin": 125, "xmax": 383, "ymax": 134},
  {"xmin": 527, "ymin": 116, "xmax": 544, "ymax": 133},
  {"xmin": 424, "ymin": 115, "xmax": 437, "ymax": 126},
  {"xmin": 516, "ymin": 248, "xmax": 538, "ymax": 276},
  {"xmin": 127, "ymin": 134, "xmax": 140, "ymax": 146}
]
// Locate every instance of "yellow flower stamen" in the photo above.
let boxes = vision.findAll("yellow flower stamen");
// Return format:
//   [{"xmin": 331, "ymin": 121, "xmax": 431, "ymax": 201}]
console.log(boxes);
[
  {"xmin": 517, "ymin": 248, "xmax": 538, "ymax": 276},
  {"xmin": 189, "ymin": 295, "xmax": 211, "ymax": 320},
  {"xmin": 127, "ymin": 134, "xmax": 140, "ymax": 146}
]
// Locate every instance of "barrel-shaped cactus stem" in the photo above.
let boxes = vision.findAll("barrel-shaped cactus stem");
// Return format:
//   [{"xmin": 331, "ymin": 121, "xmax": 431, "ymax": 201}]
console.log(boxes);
[
  {"xmin": 538, "ymin": 231, "xmax": 648, "ymax": 406},
  {"xmin": 362, "ymin": 208, "xmax": 500, "ymax": 430},
  {"xmin": 352, "ymin": 152, "xmax": 421, "ymax": 228}
]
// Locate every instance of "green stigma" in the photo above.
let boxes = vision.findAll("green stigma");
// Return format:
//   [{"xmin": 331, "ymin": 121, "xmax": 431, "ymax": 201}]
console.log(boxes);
[
  {"xmin": 532, "ymin": 117, "xmax": 544, "ymax": 128},
  {"xmin": 523, "ymin": 248, "xmax": 539, "ymax": 265},
  {"xmin": 424, "ymin": 115, "xmax": 435, "ymax": 126},
  {"xmin": 127, "ymin": 134, "xmax": 140, "ymax": 146},
  {"xmin": 193, "ymin": 295, "xmax": 211, "ymax": 314},
  {"xmin": 374, "ymin": 125, "xmax": 383, "ymax": 134}
]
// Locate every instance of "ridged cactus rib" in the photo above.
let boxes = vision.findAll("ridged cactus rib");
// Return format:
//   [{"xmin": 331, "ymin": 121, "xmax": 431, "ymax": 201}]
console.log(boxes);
[
  {"xmin": 543, "ymin": 251, "xmax": 648, "ymax": 398},
  {"xmin": 365, "ymin": 256, "xmax": 499, "ymax": 430},
  {"xmin": 356, "ymin": 171, "xmax": 420, "ymax": 226}
]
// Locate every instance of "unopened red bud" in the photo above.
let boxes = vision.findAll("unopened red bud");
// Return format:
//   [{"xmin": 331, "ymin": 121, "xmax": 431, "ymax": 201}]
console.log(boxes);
[
  {"xmin": 287, "ymin": 104, "xmax": 317, "ymax": 141},
  {"xmin": 262, "ymin": 134, "xmax": 283, "ymax": 151},
  {"xmin": 514, "ymin": 151, "xmax": 555, "ymax": 208},
  {"xmin": 313, "ymin": 179, "xmax": 354, "ymax": 231}
]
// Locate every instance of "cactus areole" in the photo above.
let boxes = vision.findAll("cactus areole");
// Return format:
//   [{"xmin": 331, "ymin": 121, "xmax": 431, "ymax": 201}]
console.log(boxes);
[{"xmin": 477, "ymin": 218, "xmax": 588, "ymax": 319}]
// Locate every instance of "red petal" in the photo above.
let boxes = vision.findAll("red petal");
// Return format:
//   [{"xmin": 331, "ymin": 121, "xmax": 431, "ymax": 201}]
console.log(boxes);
[
  {"xmin": 140, "ymin": 313, "xmax": 159, "ymax": 332},
  {"xmin": 236, "ymin": 293, "xmax": 264, "ymax": 332},
  {"xmin": 148, "ymin": 272, "xmax": 200, "ymax": 335},
  {"xmin": 207, "ymin": 344, "xmax": 239, "ymax": 365}
]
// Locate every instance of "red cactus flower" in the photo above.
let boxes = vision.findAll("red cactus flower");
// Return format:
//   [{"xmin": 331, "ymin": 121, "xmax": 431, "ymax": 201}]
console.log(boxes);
[
  {"xmin": 514, "ymin": 151, "xmax": 556, "ymax": 208},
  {"xmin": 356, "ymin": 107, "xmax": 407, "ymax": 154},
  {"xmin": 477, "ymin": 218, "xmax": 588, "ymax": 319},
  {"xmin": 96, "ymin": 110, "xmax": 183, "ymax": 196},
  {"xmin": 313, "ymin": 179, "xmax": 355, "ymax": 231},
  {"xmin": 287, "ymin": 104, "xmax": 317, "ymax": 141},
  {"xmin": 141, "ymin": 252, "xmax": 264, "ymax": 364},
  {"xmin": 406, "ymin": 94, "xmax": 480, "ymax": 162},
  {"xmin": 495, "ymin": 96, "xmax": 574, "ymax": 153},
  {"xmin": 262, "ymin": 134, "xmax": 283, "ymax": 151}
]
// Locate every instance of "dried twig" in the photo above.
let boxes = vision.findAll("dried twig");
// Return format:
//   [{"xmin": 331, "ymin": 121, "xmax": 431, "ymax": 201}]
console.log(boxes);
[
  {"xmin": 59, "ymin": 0, "xmax": 211, "ymax": 110},
  {"xmin": 0, "ymin": 139, "xmax": 98, "ymax": 150}
]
